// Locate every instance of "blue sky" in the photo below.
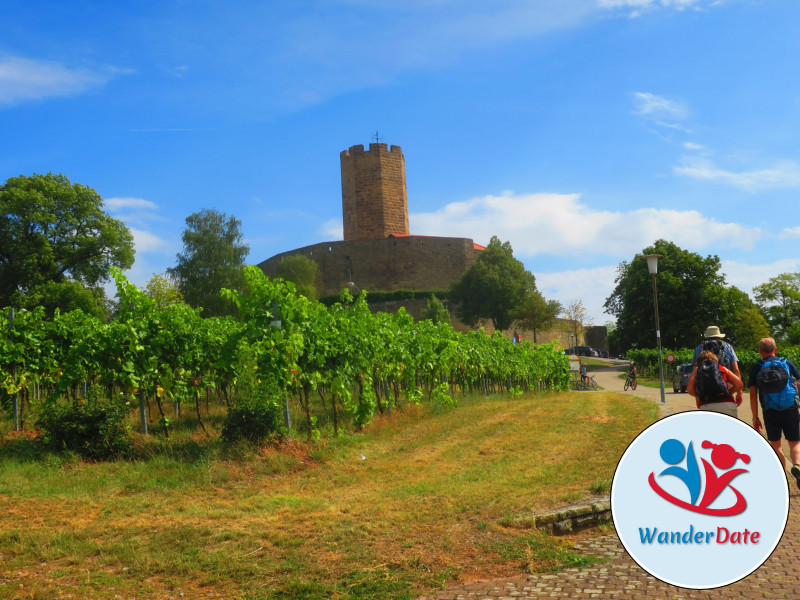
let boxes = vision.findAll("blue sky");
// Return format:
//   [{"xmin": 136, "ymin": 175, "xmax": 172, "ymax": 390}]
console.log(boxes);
[{"xmin": 2, "ymin": 0, "xmax": 799, "ymax": 325}]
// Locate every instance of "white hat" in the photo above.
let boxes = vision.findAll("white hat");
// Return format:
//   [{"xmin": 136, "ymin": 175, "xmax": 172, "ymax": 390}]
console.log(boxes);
[{"xmin": 703, "ymin": 325, "xmax": 725, "ymax": 338}]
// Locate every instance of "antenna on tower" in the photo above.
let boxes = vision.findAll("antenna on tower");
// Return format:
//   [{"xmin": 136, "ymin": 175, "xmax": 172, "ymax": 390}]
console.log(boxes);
[{"xmin": 371, "ymin": 129, "xmax": 382, "ymax": 144}]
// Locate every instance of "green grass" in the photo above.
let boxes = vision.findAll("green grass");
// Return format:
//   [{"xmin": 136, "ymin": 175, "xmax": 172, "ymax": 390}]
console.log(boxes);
[{"xmin": 0, "ymin": 390, "xmax": 658, "ymax": 599}]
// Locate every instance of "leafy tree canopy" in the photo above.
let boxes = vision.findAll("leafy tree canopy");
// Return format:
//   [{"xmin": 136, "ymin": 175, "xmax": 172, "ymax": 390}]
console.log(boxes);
[
  {"xmin": 450, "ymin": 236, "xmax": 536, "ymax": 331},
  {"xmin": 604, "ymin": 240, "xmax": 735, "ymax": 350},
  {"xmin": 144, "ymin": 273, "xmax": 185, "ymax": 310},
  {"xmin": 422, "ymin": 294, "xmax": 451, "ymax": 325},
  {"xmin": 167, "ymin": 209, "xmax": 249, "ymax": 318},
  {"xmin": 753, "ymin": 272, "xmax": 800, "ymax": 341},
  {"xmin": 0, "ymin": 173, "xmax": 134, "ymax": 318},
  {"xmin": 276, "ymin": 254, "xmax": 318, "ymax": 301},
  {"xmin": 513, "ymin": 291, "xmax": 561, "ymax": 343}
]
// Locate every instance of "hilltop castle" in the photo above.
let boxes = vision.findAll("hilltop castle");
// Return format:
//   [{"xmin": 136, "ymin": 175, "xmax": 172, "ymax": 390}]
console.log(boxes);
[
  {"xmin": 257, "ymin": 141, "xmax": 605, "ymax": 348},
  {"xmin": 258, "ymin": 142, "xmax": 484, "ymax": 302}
]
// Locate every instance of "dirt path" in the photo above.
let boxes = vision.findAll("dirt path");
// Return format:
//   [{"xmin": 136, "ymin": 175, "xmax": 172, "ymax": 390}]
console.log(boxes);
[{"xmin": 590, "ymin": 360, "xmax": 699, "ymax": 417}]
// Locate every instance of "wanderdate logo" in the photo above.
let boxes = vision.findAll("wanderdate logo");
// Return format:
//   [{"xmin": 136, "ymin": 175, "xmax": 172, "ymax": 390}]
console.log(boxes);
[
  {"xmin": 648, "ymin": 438, "xmax": 749, "ymax": 517},
  {"xmin": 611, "ymin": 412, "xmax": 788, "ymax": 589}
]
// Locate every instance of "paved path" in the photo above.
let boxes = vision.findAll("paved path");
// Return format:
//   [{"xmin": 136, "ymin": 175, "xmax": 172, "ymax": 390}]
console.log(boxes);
[{"xmin": 422, "ymin": 361, "xmax": 800, "ymax": 599}]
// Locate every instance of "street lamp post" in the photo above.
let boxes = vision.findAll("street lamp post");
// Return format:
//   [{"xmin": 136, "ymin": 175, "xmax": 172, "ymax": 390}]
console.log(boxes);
[{"xmin": 644, "ymin": 254, "xmax": 666, "ymax": 404}]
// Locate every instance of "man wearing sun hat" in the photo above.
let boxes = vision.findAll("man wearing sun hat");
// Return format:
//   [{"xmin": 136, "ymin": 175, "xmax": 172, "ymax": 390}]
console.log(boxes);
[{"xmin": 691, "ymin": 325, "xmax": 743, "ymax": 408}]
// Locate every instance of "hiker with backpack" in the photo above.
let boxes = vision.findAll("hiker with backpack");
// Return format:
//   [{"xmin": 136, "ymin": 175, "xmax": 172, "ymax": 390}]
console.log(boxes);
[
  {"xmin": 748, "ymin": 337, "xmax": 800, "ymax": 489},
  {"xmin": 687, "ymin": 350, "xmax": 743, "ymax": 417},
  {"xmin": 692, "ymin": 325, "xmax": 743, "ymax": 407}
]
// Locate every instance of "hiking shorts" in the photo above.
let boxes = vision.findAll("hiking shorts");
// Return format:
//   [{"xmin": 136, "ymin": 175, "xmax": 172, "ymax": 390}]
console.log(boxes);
[{"xmin": 763, "ymin": 407, "xmax": 800, "ymax": 443}]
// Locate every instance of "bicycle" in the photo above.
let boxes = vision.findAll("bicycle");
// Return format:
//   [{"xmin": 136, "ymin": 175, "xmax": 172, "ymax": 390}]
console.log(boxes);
[
  {"xmin": 624, "ymin": 375, "xmax": 638, "ymax": 391},
  {"xmin": 573, "ymin": 375, "xmax": 599, "ymax": 391}
]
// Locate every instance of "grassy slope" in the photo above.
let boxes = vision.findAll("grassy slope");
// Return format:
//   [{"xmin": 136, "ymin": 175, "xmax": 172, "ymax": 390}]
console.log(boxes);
[{"xmin": 0, "ymin": 391, "xmax": 657, "ymax": 599}]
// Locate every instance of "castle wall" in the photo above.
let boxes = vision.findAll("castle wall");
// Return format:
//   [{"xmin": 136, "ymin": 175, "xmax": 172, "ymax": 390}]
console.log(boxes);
[
  {"xmin": 258, "ymin": 236, "xmax": 481, "ymax": 299},
  {"xmin": 340, "ymin": 143, "xmax": 408, "ymax": 240}
]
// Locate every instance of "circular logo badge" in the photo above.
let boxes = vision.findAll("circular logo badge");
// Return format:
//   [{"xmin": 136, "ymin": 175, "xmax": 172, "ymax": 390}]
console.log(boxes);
[{"xmin": 611, "ymin": 411, "xmax": 789, "ymax": 589}]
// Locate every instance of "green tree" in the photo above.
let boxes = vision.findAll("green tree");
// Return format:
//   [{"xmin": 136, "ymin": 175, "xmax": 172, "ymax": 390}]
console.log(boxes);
[
  {"xmin": 144, "ymin": 273, "xmax": 185, "ymax": 309},
  {"xmin": 276, "ymin": 254, "xmax": 318, "ymax": 300},
  {"xmin": 422, "ymin": 294, "xmax": 451, "ymax": 325},
  {"xmin": 730, "ymin": 307, "xmax": 771, "ymax": 350},
  {"xmin": 604, "ymin": 240, "xmax": 727, "ymax": 350},
  {"xmin": 449, "ymin": 236, "xmax": 536, "ymax": 331},
  {"xmin": 167, "ymin": 209, "xmax": 249, "ymax": 317},
  {"xmin": 753, "ymin": 273, "xmax": 800, "ymax": 341},
  {"xmin": 0, "ymin": 173, "xmax": 134, "ymax": 317},
  {"xmin": 787, "ymin": 322, "xmax": 800, "ymax": 346},
  {"xmin": 513, "ymin": 291, "xmax": 561, "ymax": 343},
  {"xmin": 21, "ymin": 280, "xmax": 111, "ymax": 320},
  {"xmin": 714, "ymin": 286, "xmax": 764, "ymax": 347}
]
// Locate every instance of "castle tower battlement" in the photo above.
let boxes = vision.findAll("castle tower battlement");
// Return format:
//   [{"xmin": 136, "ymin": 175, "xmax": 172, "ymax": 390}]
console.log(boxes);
[{"xmin": 340, "ymin": 142, "xmax": 409, "ymax": 240}]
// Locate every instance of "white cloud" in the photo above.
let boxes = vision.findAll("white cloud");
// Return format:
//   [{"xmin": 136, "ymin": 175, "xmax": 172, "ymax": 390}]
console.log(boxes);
[
  {"xmin": 779, "ymin": 226, "xmax": 800, "ymax": 239},
  {"xmin": 410, "ymin": 190, "xmax": 760, "ymax": 257},
  {"xmin": 320, "ymin": 218, "xmax": 344, "ymax": 240},
  {"xmin": 536, "ymin": 265, "xmax": 619, "ymax": 324},
  {"xmin": 104, "ymin": 196, "xmax": 174, "ymax": 255},
  {"xmin": 105, "ymin": 197, "xmax": 159, "ymax": 211},
  {"xmin": 599, "ymin": 0, "xmax": 723, "ymax": 18},
  {"xmin": 633, "ymin": 92, "xmax": 691, "ymax": 131},
  {"xmin": 721, "ymin": 258, "xmax": 800, "ymax": 297},
  {"xmin": 674, "ymin": 157, "xmax": 800, "ymax": 190},
  {"xmin": 0, "ymin": 57, "xmax": 117, "ymax": 105},
  {"xmin": 129, "ymin": 228, "xmax": 171, "ymax": 253},
  {"xmin": 683, "ymin": 142, "xmax": 704, "ymax": 150}
]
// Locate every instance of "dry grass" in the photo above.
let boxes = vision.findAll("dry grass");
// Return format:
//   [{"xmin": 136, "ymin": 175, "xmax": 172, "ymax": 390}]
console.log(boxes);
[{"xmin": 0, "ymin": 390, "xmax": 657, "ymax": 599}]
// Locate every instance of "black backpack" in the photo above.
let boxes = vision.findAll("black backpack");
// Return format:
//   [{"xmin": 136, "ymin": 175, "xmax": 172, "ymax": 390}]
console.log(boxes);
[
  {"xmin": 695, "ymin": 360, "xmax": 731, "ymax": 404},
  {"xmin": 702, "ymin": 339, "xmax": 731, "ymax": 369}
]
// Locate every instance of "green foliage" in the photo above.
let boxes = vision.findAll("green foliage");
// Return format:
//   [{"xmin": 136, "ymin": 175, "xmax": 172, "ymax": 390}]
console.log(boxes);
[
  {"xmin": 430, "ymin": 382, "xmax": 457, "ymax": 412},
  {"xmin": 605, "ymin": 240, "xmax": 750, "ymax": 350},
  {"xmin": 450, "ymin": 236, "xmax": 536, "ymax": 331},
  {"xmin": 513, "ymin": 291, "xmax": 561, "ymax": 343},
  {"xmin": 167, "ymin": 209, "xmax": 249, "ymax": 317},
  {"xmin": 144, "ymin": 273, "xmax": 185, "ymax": 309},
  {"xmin": 221, "ymin": 397, "xmax": 284, "ymax": 444},
  {"xmin": 320, "ymin": 289, "xmax": 450, "ymax": 305},
  {"xmin": 422, "ymin": 294, "xmax": 450, "ymax": 325},
  {"xmin": 753, "ymin": 273, "xmax": 800, "ymax": 341},
  {"xmin": 37, "ymin": 395, "xmax": 132, "ymax": 459},
  {"xmin": 625, "ymin": 346, "xmax": 800, "ymax": 388},
  {"xmin": 276, "ymin": 254, "xmax": 318, "ymax": 301},
  {"xmin": 0, "ymin": 173, "xmax": 134, "ymax": 318},
  {"xmin": 730, "ymin": 307, "xmax": 771, "ymax": 349},
  {"xmin": 625, "ymin": 348, "xmax": 695, "ymax": 371},
  {"xmin": 2, "ymin": 268, "xmax": 571, "ymax": 449}
]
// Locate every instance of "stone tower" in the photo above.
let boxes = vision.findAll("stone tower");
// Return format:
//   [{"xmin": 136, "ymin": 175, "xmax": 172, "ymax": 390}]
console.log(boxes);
[{"xmin": 340, "ymin": 143, "xmax": 409, "ymax": 240}]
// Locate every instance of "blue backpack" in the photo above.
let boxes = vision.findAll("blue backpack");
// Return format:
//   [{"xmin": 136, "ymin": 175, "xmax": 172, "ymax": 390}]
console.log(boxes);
[{"xmin": 756, "ymin": 357, "xmax": 799, "ymax": 411}]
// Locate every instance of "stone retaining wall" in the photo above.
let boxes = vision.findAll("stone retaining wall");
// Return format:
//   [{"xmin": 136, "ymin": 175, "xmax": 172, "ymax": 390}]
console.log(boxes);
[{"xmin": 532, "ymin": 497, "xmax": 611, "ymax": 535}]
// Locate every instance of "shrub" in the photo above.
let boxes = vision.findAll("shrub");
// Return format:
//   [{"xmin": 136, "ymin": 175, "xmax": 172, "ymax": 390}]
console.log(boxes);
[
  {"xmin": 38, "ymin": 396, "xmax": 132, "ymax": 459},
  {"xmin": 220, "ymin": 397, "xmax": 284, "ymax": 444}
]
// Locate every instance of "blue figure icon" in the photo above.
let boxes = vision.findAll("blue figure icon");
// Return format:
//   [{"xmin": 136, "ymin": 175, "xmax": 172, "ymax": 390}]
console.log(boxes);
[{"xmin": 658, "ymin": 438, "xmax": 701, "ymax": 505}]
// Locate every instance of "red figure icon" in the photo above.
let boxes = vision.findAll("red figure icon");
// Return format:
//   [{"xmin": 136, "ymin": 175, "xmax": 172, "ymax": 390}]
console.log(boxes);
[{"xmin": 697, "ymin": 441, "xmax": 749, "ymax": 512}]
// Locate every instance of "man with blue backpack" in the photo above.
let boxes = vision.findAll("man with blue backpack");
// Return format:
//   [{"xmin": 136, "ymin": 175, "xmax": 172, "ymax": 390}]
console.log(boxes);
[{"xmin": 749, "ymin": 337, "xmax": 800, "ymax": 489}]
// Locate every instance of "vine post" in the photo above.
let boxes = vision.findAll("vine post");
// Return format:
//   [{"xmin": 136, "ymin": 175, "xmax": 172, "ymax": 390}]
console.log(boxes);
[{"xmin": 9, "ymin": 308, "xmax": 19, "ymax": 431}]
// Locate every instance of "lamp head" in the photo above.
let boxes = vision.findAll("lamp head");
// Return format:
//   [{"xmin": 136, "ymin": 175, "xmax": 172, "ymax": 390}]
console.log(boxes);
[{"xmin": 643, "ymin": 254, "xmax": 662, "ymax": 275}]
